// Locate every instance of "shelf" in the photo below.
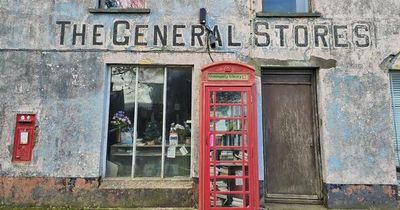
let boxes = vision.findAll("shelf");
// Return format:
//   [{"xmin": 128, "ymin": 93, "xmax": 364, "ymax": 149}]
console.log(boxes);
[
  {"xmin": 112, "ymin": 152, "xmax": 133, "ymax": 156},
  {"xmin": 212, "ymin": 146, "xmax": 248, "ymax": 150},
  {"xmin": 111, "ymin": 143, "xmax": 191, "ymax": 158},
  {"xmin": 210, "ymin": 162, "xmax": 248, "ymax": 166},
  {"xmin": 213, "ymin": 103, "xmax": 246, "ymax": 106},
  {"xmin": 212, "ymin": 190, "xmax": 250, "ymax": 195},
  {"xmin": 210, "ymin": 175, "xmax": 249, "ymax": 180},
  {"xmin": 112, "ymin": 152, "xmax": 191, "ymax": 157},
  {"xmin": 210, "ymin": 117, "xmax": 243, "ymax": 120},
  {"xmin": 111, "ymin": 144, "xmax": 191, "ymax": 148},
  {"xmin": 211, "ymin": 131, "xmax": 246, "ymax": 135}
]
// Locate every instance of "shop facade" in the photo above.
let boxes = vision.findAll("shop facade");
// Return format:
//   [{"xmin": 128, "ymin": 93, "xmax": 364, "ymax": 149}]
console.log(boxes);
[{"xmin": 0, "ymin": 0, "xmax": 400, "ymax": 209}]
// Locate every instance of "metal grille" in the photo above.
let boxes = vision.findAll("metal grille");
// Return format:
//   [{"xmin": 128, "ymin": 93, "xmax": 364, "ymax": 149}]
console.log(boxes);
[{"xmin": 389, "ymin": 72, "xmax": 400, "ymax": 167}]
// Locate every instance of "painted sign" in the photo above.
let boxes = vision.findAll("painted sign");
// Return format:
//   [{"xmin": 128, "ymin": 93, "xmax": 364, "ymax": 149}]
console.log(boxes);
[
  {"xmin": 208, "ymin": 73, "xmax": 249, "ymax": 81},
  {"xmin": 55, "ymin": 20, "xmax": 372, "ymax": 48}
]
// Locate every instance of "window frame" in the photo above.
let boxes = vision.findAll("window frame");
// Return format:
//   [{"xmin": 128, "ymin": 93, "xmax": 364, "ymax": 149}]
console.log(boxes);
[
  {"xmin": 256, "ymin": 0, "xmax": 321, "ymax": 18},
  {"xmin": 103, "ymin": 65, "xmax": 193, "ymax": 180},
  {"xmin": 389, "ymin": 71, "xmax": 400, "ymax": 170},
  {"xmin": 89, "ymin": 0, "xmax": 150, "ymax": 14}
]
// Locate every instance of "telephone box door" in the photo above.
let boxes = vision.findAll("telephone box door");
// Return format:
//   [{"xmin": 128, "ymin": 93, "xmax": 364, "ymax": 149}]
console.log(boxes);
[{"xmin": 202, "ymin": 86, "xmax": 258, "ymax": 209}]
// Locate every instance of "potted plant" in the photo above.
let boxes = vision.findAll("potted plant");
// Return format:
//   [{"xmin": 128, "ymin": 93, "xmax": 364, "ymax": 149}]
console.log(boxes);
[
  {"xmin": 110, "ymin": 111, "xmax": 132, "ymax": 144},
  {"xmin": 170, "ymin": 123, "xmax": 190, "ymax": 144},
  {"xmin": 143, "ymin": 121, "xmax": 161, "ymax": 145}
]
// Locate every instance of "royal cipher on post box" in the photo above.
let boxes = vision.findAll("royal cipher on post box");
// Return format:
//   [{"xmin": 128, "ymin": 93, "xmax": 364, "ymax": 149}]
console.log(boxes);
[{"xmin": 12, "ymin": 114, "xmax": 36, "ymax": 162}]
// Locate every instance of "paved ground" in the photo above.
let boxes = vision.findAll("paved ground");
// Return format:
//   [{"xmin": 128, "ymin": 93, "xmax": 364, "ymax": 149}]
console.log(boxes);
[
  {"xmin": 1, "ymin": 204, "xmax": 398, "ymax": 210},
  {"xmin": 263, "ymin": 203, "xmax": 397, "ymax": 210}
]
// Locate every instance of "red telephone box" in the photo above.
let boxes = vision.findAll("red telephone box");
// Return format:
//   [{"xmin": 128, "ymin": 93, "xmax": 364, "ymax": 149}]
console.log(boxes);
[
  {"xmin": 199, "ymin": 62, "xmax": 259, "ymax": 210},
  {"xmin": 12, "ymin": 114, "xmax": 36, "ymax": 162}
]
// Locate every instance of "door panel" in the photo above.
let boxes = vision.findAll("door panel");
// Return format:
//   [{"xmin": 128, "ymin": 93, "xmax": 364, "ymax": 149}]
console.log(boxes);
[
  {"xmin": 205, "ymin": 86, "xmax": 256, "ymax": 209},
  {"xmin": 262, "ymin": 71, "xmax": 320, "ymax": 200}
]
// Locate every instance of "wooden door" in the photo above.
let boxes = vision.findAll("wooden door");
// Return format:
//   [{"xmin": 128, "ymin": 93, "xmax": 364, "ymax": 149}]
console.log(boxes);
[{"xmin": 262, "ymin": 70, "xmax": 321, "ymax": 203}]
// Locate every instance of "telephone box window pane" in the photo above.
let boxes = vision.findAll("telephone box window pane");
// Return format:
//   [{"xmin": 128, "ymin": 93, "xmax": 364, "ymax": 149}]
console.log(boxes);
[
  {"xmin": 134, "ymin": 68, "xmax": 164, "ymax": 177},
  {"xmin": 216, "ymin": 92, "xmax": 242, "ymax": 104},
  {"xmin": 263, "ymin": 0, "xmax": 308, "ymax": 13},
  {"xmin": 215, "ymin": 134, "xmax": 243, "ymax": 146},
  {"xmin": 105, "ymin": 0, "xmax": 145, "ymax": 8},
  {"xmin": 214, "ymin": 119, "xmax": 242, "ymax": 132},
  {"xmin": 211, "ymin": 106, "xmax": 242, "ymax": 118},
  {"xmin": 106, "ymin": 66, "xmax": 136, "ymax": 177},
  {"xmin": 165, "ymin": 67, "xmax": 192, "ymax": 177}
]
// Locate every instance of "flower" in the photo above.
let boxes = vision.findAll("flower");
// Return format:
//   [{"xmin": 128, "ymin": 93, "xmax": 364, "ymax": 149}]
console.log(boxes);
[
  {"xmin": 111, "ymin": 111, "xmax": 132, "ymax": 129},
  {"xmin": 174, "ymin": 123, "xmax": 185, "ymax": 131}
]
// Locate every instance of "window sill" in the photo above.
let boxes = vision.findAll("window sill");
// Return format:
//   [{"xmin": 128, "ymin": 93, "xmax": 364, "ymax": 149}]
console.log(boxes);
[
  {"xmin": 99, "ymin": 178, "xmax": 193, "ymax": 189},
  {"xmin": 88, "ymin": 8, "xmax": 151, "ymax": 14},
  {"xmin": 256, "ymin": 12, "xmax": 321, "ymax": 18}
]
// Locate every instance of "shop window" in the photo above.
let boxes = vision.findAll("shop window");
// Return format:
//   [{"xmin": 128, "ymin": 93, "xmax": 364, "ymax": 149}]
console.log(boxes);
[
  {"xmin": 101, "ymin": 0, "xmax": 145, "ymax": 9},
  {"xmin": 390, "ymin": 71, "xmax": 400, "ymax": 174},
  {"xmin": 262, "ymin": 0, "xmax": 309, "ymax": 13},
  {"xmin": 106, "ymin": 66, "xmax": 192, "ymax": 178}
]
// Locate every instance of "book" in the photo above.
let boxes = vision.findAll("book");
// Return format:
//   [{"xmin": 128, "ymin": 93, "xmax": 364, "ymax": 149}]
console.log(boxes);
[
  {"xmin": 231, "ymin": 197, "xmax": 243, "ymax": 207},
  {"xmin": 220, "ymin": 151, "xmax": 235, "ymax": 160}
]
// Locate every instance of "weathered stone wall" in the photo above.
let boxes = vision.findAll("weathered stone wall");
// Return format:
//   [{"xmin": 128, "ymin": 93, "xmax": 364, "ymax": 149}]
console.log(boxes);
[
  {"xmin": 0, "ymin": 0, "xmax": 400, "ymax": 208},
  {"xmin": 0, "ymin": 177, "xmax": 194, "ymax": 208}
]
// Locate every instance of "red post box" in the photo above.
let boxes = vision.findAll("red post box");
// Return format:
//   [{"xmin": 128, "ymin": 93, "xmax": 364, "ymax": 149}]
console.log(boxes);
[{"xmin": 12, "ymin": 114, "xmax": 36, "ymax": 162}]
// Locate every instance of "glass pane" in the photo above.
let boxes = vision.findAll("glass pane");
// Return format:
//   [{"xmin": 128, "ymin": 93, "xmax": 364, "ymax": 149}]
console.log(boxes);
[
  {"xmin": 210, "ymin": 91, "xmax": 214, "ymax": 104},
  {"xmin": 105, "ymin": 0, "xmax": 145, "ymax": 8},
  {"xmin": 210, "ymin": 106, "xmax": 242, "ymax": 118},
  {"xmin": 107, "ymin": 66, "xmax": 136, "ymax": 177},
  {"xmin": 209, "ymin": 175, "xmax": 246, "ymax": 207},
  {"xmin": 210, "ymin": 192, "xmax": 246, "ymax": 207},
  {"xmin": 211, "ymin": 119, "xmax": 241, "ymax": 132},
  {"xmin": 210, "ymin": 178, "xmax": 244, "ymax": 192},
  {"xmin": 165, "ymin": 67, "xmax": 192, "ymax": 177},
  {"xmin": 216, "ymin": 91, "xmax": 242, "ymax": 104},
  {"xmin": 263, "ymin": 0, "xmax": 308, "ymax": 13},
  {"xmin": 134, "ymin": 67, "xmax": 164, "ymax": 177},
  {"xmin": 215, "ymin": 150, "xmax": 248, "ymax": 163},
  {"xmin": 215, "ymin": 134, "xmax": 243, "ymax": 146}
]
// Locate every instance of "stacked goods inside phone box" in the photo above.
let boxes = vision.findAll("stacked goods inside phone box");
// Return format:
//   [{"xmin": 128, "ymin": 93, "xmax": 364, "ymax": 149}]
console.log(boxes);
[{"xmin": 209, "ymin": 150, "xmax": 248, "ymax": 207}]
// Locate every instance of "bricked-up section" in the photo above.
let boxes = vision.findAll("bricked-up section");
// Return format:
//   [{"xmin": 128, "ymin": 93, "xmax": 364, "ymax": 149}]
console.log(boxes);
[
  {"xmin": 324, "ymin": 184, "xmax": 398, "ymax": 209},
  {"xmin": 0, "ymin": 177, "xmax": 195, "ymax": 208}
]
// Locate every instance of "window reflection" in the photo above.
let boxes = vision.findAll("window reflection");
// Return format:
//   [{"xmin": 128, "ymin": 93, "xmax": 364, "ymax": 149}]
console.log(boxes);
[
  {"xmin": 106, "ymin": 66, "xmax": 192, "ymax": 178},
  {"xmin": 165, "ymin": 68, "xmax": 192, "ymax": 177},
  {"xmin": 107, "ymin": 66, "xmax": 136, "ymax": 177},
  {"xmin": 105, "ymin": 0, "xmax": 145, "ymax": 8},
  {"xmin": 263, "ymin": 0, "xmax": 308, "ymax": 13}
]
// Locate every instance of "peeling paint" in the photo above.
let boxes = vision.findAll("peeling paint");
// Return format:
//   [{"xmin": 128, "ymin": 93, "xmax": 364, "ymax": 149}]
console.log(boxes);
[
  {"xmin": 0, "ymin": 0, "xmax": 400, "ymax": 208},
  {"xmin": 325, "ymin": 184, "xmax": 397, "ymax": 209}
]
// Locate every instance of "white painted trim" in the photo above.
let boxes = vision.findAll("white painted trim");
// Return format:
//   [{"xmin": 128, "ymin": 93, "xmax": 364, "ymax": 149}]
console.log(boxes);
[
  {"xmin": 131, "ymin": 67, "xmax": 139, "ymax": 178},
  {"xmin": 190, "ymin": 70, "xmax": 194, "ymax": 178},
  {"xmin": 161, "ymin": 67, "xmax": 168, "ymax": 178},
  {"xmin": 100, "ymin": 65, "xmax": 111, "ymax": 177}
]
